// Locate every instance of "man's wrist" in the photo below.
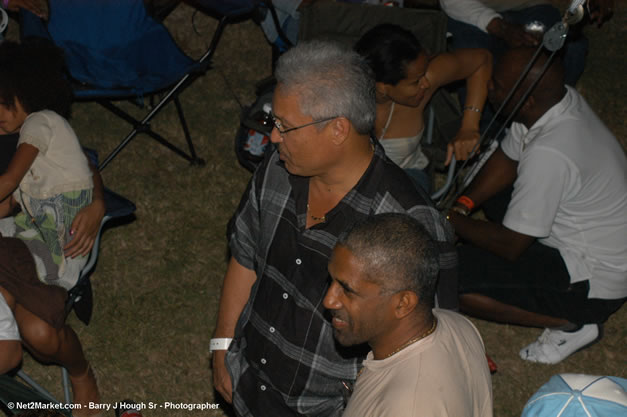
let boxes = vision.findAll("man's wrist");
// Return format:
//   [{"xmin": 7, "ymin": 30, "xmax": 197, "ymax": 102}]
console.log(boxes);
[{"xmin": 210, "ymin": 338, "xmax": 233, "ymax": 352}]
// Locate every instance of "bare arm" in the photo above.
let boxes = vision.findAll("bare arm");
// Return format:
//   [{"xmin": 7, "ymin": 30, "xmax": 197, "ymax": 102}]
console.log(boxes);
[
  {"xmin": 0, "ymin": 195, "xmax": 17, "ymax": 218},
  {"xmin": 64, "ymin": 157, "xmax": 106, "ymax": 258},
  {"xmin": 426, "ymin": 49, "xmax": 492, "ymax": 165},
  {"xmin": 212, "ymin": 256, "xmax": 258, "ymax": 404},
  {"xmin": 448, "ymin": 211, "xmax": 535, "ymax": 261},
  {"xmin": 464, "ymin": 147, "xmax": 518, "ymax": 207},
  {"xmin": 0, "ymin": 143, "xmax": 38, "ymax": 203},
  {"xmin": 447, "ymin": 147, "xmax": 533, "ymax": 260}
]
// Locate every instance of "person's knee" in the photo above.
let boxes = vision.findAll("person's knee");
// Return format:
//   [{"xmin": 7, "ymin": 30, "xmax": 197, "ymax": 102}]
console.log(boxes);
[
  {"xmin": 20, "ymin": 319, "xmax": 62, "ymax": 358},
  {"xmin": 0, "ymin": 340, "xmax": 23, "ymax": 373}
]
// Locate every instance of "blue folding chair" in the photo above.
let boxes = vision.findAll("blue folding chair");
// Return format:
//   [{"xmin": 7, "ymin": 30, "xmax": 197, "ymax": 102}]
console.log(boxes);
[{"xmin": 20, "ymin": 0, "xmax": 271, "ymax": 170}]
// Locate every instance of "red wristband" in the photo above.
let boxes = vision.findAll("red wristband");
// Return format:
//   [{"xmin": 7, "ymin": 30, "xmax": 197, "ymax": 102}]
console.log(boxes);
[{"xmin": 456, "ymin": 195, "xmax": 475, "ymax": 211}]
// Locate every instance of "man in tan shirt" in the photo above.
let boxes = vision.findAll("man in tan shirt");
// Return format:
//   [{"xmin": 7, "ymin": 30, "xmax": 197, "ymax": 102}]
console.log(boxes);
[{"xmin": 324, "ymin": 213, "xmax": 492, "ymax": 416}]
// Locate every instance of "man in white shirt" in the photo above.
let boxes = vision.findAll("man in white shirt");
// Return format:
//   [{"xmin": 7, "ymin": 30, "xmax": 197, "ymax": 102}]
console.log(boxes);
[
  {"xmin": 448, "ymin": 47, "xmax": 626, "ymax": 364},
  {"xmin": 439, "ymin": 0, "xmax": 613, "ymax": 87},
  {"xmin": 324, "ymin": 213, "xmax": 492, "ymax": 416}
]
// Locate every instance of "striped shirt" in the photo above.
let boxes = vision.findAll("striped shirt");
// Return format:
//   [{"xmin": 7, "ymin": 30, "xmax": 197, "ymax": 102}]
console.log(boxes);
[{"xmin": 226, "ymin": 142, "xmax": 457, "ymax": 416}]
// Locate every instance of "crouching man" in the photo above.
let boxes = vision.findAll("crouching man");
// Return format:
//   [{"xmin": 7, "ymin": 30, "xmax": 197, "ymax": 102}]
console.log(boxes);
[{"xmin": 324, "ymin": 213, "xmax": 492, "ymax": 417}]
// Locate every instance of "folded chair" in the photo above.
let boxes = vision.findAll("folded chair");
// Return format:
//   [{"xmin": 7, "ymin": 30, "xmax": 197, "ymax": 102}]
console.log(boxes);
[
  {"xmin": 0, "ymin": 162, "xmax": 136, "ymax": 410},
  {"xmin": 298, "ymin": 2, "xmax": 463, "ymax": 201},
  {"xmin": 19, "ymin": 0, "xmax": 264, "ymax": 170},
  {"xmin": 0, "ymin": 374, "xmax": 71, "ymax": 416}
]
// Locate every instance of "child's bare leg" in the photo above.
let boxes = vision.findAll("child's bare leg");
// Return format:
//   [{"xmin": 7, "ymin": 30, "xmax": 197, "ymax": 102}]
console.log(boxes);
[
  {"xmin": 0, "ymin": 340, "xmax": 22, "ymax": 374},
  {"xmin": 14, "ymin": 303, "xmax": 100, "ymax": 416}
]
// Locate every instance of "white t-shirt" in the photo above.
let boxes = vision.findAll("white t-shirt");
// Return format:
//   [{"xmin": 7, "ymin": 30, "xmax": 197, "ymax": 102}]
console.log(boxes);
[
  {"xmin": 501, "ymin": 86, "xmax": 627, "ymax": 300},
  {"xmin": 440, "ymin": 0, "xmax": 548, "ymax": 32},
  {"xmin": 0, "ymin": 292, "xmax": 19, "ymax": 341},
  {"xmin": 16, "ymin": 110, "xmax": 92, "ymax": 200},
  {"xmin": 343, "ymin": 309, "xmax": 493, "ymax": 417}
]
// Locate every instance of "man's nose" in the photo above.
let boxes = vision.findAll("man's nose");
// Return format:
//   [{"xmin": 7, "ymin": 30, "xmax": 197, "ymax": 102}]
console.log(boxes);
[
  {"xmin": 323, "ymin": 282, "xmax": 341, "ymax": 310},
  {"xmin": 270, "ymin": 126, "xmax": 282, "ymax": 144}
]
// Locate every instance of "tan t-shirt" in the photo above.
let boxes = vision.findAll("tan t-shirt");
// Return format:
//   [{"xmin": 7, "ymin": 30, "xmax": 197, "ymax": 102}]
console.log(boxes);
[
  {"xmin": 16, "ymin": 110, "xmax": 92, "ymax": 200},
  {"xmin": 343, "ymin": 309, "xmax": 493, "ymax": 417}
]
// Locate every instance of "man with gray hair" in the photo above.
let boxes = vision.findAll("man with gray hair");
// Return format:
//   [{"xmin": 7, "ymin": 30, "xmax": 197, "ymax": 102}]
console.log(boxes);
[
  {"xmin": 325, "ymin": 213, "xmax": 492, "ymax": 417},
  {"xmin": 211, "ymin": 40, "xmax": 457, "ymax": 416}
]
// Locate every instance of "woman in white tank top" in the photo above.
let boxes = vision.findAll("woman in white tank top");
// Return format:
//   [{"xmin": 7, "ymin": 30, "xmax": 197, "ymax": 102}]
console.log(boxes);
[{"xmin": 355, "ymin": 24, "xmax": 492, "ymax": 193}]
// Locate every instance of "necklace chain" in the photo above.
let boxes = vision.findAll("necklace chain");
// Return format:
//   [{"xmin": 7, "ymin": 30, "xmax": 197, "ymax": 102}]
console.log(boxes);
[
  {"xmin": 385, "ymin": 317, "xmax": 437, "ymax": 358},
  {"xmin": 355, "ymin": 317, "xmax": 438, "ymax": 380},
  {"xmin": 307, "ymin": 203, "xmax": 326, "ymax": 222}
]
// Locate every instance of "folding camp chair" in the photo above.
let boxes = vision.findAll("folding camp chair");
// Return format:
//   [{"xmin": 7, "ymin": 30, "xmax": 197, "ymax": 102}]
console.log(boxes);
[
  {"xmin": 298, "ymin": 2, "xmax": 463, "ymax": 201},
  {"xmin": 0, "ymin": 177, "xmax": 136, "ymax": 410},
  {"xmin": 0, "ymin": 373, "xmax": 72, "ymax": 416},
  {"xmin": 19, "ymin": 0, "xmax": 271, "ymax": 170}
]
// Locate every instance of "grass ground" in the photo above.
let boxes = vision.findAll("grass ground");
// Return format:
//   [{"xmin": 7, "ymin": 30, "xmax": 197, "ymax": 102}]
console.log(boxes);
[{"xmin": 3, "ymin": 2, "xmax": 626, "ymax": 416}]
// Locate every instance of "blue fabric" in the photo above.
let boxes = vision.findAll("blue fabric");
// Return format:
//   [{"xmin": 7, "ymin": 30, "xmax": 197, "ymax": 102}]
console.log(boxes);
[
  {"xmin": 31, "ymin": 0, "xmax": 198, "ymax": 94},
  {"xmin": 522, "ymin": 374, "xmax": 627, "ymax": 417}
]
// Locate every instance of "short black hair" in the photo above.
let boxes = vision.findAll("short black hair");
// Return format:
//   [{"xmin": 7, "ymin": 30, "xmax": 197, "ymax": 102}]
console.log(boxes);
[
  {"xmin": 337, "ymin": 213, "xmax": 439, "ymax": 310},
  {"xmin": 0, "ymin": 39, "xmax": 72, "ymax": 119},
  {"xmin": 354, "ymin": 23, "xmax": 423, "ymax": 86}
]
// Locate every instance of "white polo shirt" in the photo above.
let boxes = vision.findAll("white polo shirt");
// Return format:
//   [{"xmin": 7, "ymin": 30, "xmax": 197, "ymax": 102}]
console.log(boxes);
[{"xmin": 501, "ymin": 86, "xmax": 627, "ymax": 300}]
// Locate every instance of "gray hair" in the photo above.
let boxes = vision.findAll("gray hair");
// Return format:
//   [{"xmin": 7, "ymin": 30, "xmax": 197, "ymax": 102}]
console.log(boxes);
[
  {"xmin": 337, "ymin": 213, "xmax": 440, "ymax": 310},
  {"xmin": 274, "ymin": 40, "xmax": 376, "ymax": 135}
]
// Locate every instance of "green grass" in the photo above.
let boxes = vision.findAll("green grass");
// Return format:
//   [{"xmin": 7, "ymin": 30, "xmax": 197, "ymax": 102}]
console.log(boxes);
[{"xmin": 4, "ymin": 2, "xmax": 626, "ymax": 416}]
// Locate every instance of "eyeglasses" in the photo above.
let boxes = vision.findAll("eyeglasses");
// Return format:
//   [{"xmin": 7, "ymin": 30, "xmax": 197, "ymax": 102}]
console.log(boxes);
[{"xmin": 270, "ymin": 112, "xmax": 337, "ymax": 136}]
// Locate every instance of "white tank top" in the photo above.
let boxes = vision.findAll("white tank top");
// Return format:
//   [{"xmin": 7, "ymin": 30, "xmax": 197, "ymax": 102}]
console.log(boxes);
[{"xmin": 378, "ymin": 102, "xmax": 429, "ymax": 170}]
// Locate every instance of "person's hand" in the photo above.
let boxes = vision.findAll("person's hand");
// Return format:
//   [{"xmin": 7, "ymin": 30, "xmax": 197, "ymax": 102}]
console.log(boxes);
[
  {"xmin": 63, "ymin": 198, "xmax": 106, "ymax": 258},
  {"xmin": 487, "ymin": 18, "xmax": 540, "ymax": 48},
  {"xmin": 587, "ymin": 0, "xmax": 614, "ymax": 27},
  {"xmin": 5, "ymin": 0, "xmax": 47, "ymax": 18},
  {"xmin": 212, "ymin": 350, "xmax": 233, "ymax": 404},
  {"xmin": 446, "ymin": 128, "xmax": 480, "ymax": 166}
]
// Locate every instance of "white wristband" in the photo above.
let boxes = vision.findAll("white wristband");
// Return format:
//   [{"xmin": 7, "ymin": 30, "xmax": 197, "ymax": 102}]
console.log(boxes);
[{"xmin": 210, "ymin": 338, "xmax": 233, "ymax": 352}]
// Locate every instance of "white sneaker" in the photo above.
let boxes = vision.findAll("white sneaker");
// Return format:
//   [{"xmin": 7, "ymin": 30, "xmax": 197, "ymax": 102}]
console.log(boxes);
[{"xmin": 519, "ymin": 324, "xmax": 601, "ymax": 364}]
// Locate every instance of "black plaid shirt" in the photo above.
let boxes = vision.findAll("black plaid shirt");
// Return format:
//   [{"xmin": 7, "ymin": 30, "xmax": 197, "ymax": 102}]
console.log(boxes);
[{"xmin": 226, "ymin": 142, "xmax": 457, "ymax": 417}]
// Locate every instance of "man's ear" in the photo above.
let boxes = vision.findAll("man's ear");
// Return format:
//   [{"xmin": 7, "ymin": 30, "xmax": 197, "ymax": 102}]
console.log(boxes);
[
  {"xmin": 394, "ymin": 291, "xmax": 419, "ymax": 319},
  {"xmin": 330, "ymin": 116, "xmax": 351, "ymax": 146}
]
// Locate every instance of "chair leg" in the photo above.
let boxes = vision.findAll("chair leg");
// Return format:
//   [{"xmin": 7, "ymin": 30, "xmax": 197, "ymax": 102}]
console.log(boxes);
[
  {"xmin": 97, "ymin": 95, "xmax": 205, "ymax": 170},
  {"xmin": 174, "ymin": 96, "xmax": 205, "ymax": 166},
  {"xmin": 16, "ymin": 370, "xmax": 59, "ymax": 403},
  {"xmin": 62, "ymin": 367, "xmax": 71, "ymax": 404}
]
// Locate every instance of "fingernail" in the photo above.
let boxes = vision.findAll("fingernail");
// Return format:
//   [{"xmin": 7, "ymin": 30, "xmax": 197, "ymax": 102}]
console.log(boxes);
[{"xmin": 70, "ymin": 229, "xmax": 75, "ymax": 236}]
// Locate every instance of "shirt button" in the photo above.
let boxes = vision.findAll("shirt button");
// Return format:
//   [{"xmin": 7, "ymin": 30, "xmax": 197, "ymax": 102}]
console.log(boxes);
[
  {"xmin": 261, "ymin": 358, "xmax": 267, "ymax": 365},
  {"xmin": 295, "ymin": 258, "xmax": 302, "ymax": 265},
  {"xmin": 260, "ymin": 385, "xmax": 267, "ymax": 391},
  {"xmin": 269, "ymin": 326, "xmax": 275, "ymax": 333},
  {"xmin": 282, "ymin": 293, "xmax": 288, "ymax": 300}
]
